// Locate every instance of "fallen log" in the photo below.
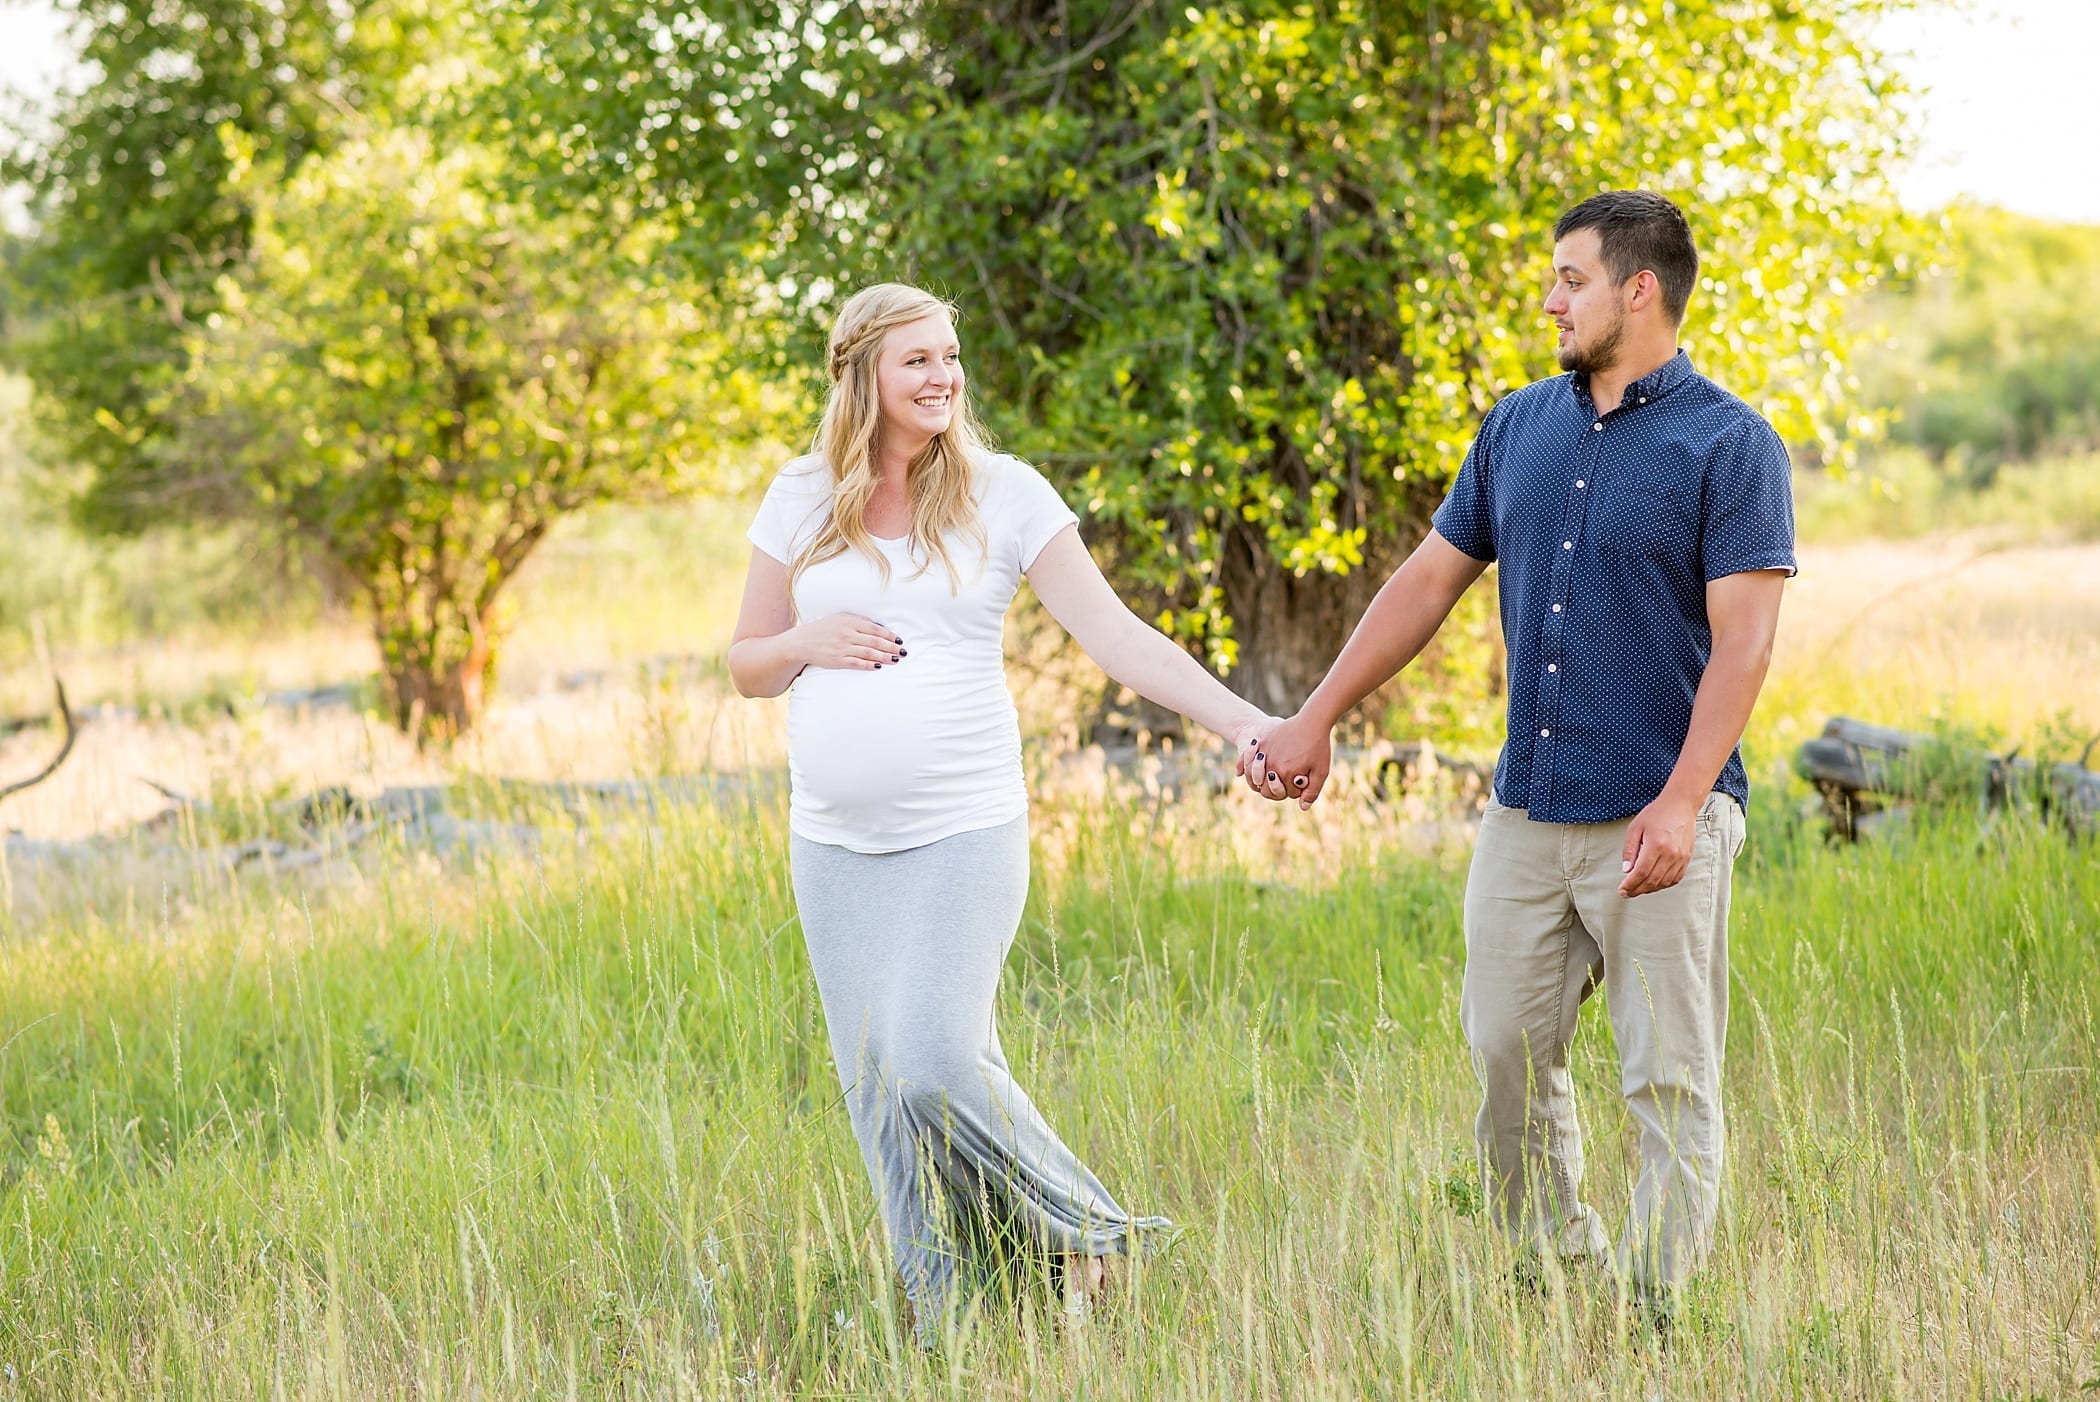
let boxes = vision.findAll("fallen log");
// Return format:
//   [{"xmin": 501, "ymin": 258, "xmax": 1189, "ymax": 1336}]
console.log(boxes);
[
  {"xmin": 1795, "ymin": 715, "xmax": 2100, "ymax": 840},
  {"xmin": 1364, "ymin": 740, "xmax": 1494, "ymax": 801}
]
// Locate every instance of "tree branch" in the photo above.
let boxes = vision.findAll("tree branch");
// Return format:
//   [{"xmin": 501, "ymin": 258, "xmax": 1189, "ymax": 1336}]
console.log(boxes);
[{"xmin": 0, "ymin": 678, "xmax": 79, "ymax": 806}]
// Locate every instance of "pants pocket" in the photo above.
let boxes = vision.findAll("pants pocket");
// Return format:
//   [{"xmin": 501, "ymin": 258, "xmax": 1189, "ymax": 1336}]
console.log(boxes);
[{"xmin": 1698, "ymin": 793, "xmax": 1745, "ymax": 862}]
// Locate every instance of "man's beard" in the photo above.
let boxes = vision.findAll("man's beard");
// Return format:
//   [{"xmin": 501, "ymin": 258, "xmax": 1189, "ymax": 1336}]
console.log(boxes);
[{"xmin": 1557, "ymin": 310, "xmax": 1626, "ymax": 375}]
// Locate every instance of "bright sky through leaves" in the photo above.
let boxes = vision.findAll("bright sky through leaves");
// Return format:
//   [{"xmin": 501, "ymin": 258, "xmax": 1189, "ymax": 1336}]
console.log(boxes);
[
  {"xmin": 0, "ymin": 0, "xmax": 2094, "ymax": 225},
  {"xmin": 1875, "ymin": 0, "xmax": 2100, "ymax": 224}
]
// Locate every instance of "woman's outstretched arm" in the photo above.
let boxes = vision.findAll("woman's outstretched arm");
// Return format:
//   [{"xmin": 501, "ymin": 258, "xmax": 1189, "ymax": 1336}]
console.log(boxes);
[{"xmin": 1024, "ymin": 525, "xmax": 1271, "ymax": 749}]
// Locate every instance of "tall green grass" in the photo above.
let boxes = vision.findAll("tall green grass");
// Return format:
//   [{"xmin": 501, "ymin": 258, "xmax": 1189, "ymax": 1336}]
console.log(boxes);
[{"xmin": 0, "ymin": 779, "xmax": 2092, "ymax": 1396}]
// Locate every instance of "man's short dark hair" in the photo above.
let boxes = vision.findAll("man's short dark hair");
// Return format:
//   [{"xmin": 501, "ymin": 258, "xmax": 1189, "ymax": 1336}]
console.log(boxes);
[{"xmin": 1553, "ymin": 191, "xmax": 1699, "ymax": 323}]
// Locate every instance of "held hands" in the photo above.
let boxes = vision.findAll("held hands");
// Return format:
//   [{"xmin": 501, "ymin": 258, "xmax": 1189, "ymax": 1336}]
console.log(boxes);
[
  {"xmin": 1618, "ymin": 794, "xmax": 1700, "ymax": 897},
  {"xmin": 795, "ymin": 613, "xmax": 905, "ymax": 671},
  {"xmin": 1226, "ymin": 713, "xmax": 1279, "ymax": 760},
  {"xmin": 1236, "ymin": 710, "xmax": 1334, "ymax": 810}
]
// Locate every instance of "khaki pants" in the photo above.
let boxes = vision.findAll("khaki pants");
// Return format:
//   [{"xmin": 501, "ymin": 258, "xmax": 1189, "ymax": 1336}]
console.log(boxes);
[{"xmin": 1459, "ymin": 790, "xmax": 1746, "ymax": 1295}]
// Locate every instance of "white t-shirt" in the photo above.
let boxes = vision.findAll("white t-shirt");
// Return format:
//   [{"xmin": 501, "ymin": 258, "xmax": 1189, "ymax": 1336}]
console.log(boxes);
[{"xmin": 746, "ymin": 452, "xmax": 1079, "ymax": 854}]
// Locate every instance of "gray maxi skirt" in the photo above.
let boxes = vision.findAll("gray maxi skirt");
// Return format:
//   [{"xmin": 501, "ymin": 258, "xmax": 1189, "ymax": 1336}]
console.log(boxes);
[{"xmin": 789, "ymin": 815, "xmax": 1172, "ymax": 1342}]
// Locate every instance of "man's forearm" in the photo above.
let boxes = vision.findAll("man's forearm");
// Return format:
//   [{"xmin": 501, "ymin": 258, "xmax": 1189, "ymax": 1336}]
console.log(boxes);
[
  {"xmin": 1300, "ymin": 546, "xmax": 1480, "ymax": 727},
  {"xmin": 1658, "ymin": 641, "xmax": 1772, "ymax": 809}
]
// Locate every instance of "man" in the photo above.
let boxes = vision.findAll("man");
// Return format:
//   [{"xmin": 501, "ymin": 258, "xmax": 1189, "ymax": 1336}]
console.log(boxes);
[{"xmin": 1243, "ymin": 190, "xmax": 1794, "ymax": 1307}]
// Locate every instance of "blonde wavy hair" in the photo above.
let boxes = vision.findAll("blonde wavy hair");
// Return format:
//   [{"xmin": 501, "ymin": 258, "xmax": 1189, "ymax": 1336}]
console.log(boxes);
[{"xmin": 790, "ymin": 283, "xmax": 993, "ymax": 593}]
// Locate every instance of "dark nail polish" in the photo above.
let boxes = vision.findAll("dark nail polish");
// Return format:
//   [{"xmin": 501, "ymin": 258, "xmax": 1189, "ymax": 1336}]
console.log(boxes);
[
  {"xmin": 874, "ymin": 663, "xmax": 883, "ymax": 669},
  {"xmin": 1267, "ymin": 772, "xmax": 1278, "ymax": 783},
  {"xmin": 891, "ymin": 654, "xmax": 901, "ymax": 663}
]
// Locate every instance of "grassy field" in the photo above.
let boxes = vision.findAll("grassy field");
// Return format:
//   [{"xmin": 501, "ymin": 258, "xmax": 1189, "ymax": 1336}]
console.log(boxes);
[
  {"xmin": 0, "ymin": 772, "xmax": 2094, "ymax": 1395},
  {"xmin": 1, "ymin": 470, "xmax": 2098, "ymax": 1395}
]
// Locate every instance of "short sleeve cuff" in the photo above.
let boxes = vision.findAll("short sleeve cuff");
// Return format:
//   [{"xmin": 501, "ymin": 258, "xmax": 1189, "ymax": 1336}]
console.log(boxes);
[
  {"xmin": 1430, "ymin": 503, "xmax": 1495, "ymax": 563},
  {"xmin": 1703, "ymin": 553, "xmax": 1798, "ymax": 582},
  {"xmin": 1018, "ymin": 514, "xmax": 1079, "ymax": 572},
  {"xmin": 746, "ymin": 522, "xmax": 792, "ymax": 565}
]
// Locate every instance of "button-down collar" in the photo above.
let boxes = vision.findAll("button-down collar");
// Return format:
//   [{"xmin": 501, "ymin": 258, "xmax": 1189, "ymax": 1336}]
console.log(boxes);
[{"xmin": 1569, "ymin": 347, "xmax": 1697, "ymax": 416}]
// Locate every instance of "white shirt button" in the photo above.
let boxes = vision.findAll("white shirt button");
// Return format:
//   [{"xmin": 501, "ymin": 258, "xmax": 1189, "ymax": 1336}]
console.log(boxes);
[
  {"xmin": 1547, "ymin": 663, "xmax": 1558, "ymax": 673},
  {"xmin": 1639, "ymin": 397, "xmax": 1648, "ymax": 404},
  {"xmin": 1592, "ymin": 422, "xmax": 1603, "ymax": 431},
  {"xmin": 1552, "ymin": 603, "xmax": 1563, "ymax": 613},
  {"xmin": 1576, "ymin": 479, "xmax": 1586, "ymax": 488},
  {"xmin": 1540, "ymin": 728, "xmax": 1551, "ymax": 737},
  {"xmin": 1563, "ymin": 540, "xmax": 1573, "ymax": 550}
]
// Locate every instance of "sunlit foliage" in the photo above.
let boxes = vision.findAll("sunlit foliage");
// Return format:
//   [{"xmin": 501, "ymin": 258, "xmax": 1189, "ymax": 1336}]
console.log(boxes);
[{"xmin": 500, "ymin": 0, "xmax": 1920, "ymax": 708}]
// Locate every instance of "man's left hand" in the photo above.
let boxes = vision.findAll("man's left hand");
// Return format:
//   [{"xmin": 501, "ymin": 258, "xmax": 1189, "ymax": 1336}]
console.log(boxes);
[{"xmin": 1619, "ymin": 795, "xmax": 1702, "ymax": 897}]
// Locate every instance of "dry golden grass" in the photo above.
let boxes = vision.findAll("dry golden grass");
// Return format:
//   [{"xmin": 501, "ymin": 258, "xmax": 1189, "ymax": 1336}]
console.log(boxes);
[
  {"xmin": 1773, "ymin": 536, "xmax": 2100, "ymax": 741},
  {"xmin": 6, "ymin": 531, "xmax": 2094, "ymax": 850}
]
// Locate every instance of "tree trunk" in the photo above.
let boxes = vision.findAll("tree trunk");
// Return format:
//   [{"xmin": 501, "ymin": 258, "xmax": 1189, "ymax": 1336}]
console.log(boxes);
[
  {"xmin": 356, "ymin": 518, "xmax": 547, "ymax": 746},
  {"xmin": 1216, "ymin": 540, "xmax": 1392, "ymax": 717},
  {"xmin": 377, "ymin": 612, "xmax": 497, "ymax": 745},
  {"xmin": 1213, "ymin": 507, "xmax": 1431, "ymax": 717},
  {"xmin": 1089, "ymin": 490, "xmax": 1509, "ymax": 744},
  {"xmin": 1211, "ymin": 511, "xmax": 1505, "ymax": 732}
]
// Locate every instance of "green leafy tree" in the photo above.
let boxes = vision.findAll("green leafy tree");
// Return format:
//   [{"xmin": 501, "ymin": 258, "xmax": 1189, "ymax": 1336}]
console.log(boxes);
[
  {"xmin": 6, "ymin": 3, "xmax": 776, "ymax": 737},
  {"xmin": 2, "ymin": 0, "xmax": 408, "ymax": 531},
  {"xmin": 502, "ymin": 0, "xmax": 1917, "ymax": 713},
  {"xmin": 158, "ymin": 126, "xmax": 770, "ymax": 737},
  {"xmin": 1859, "ymin": 205, "xmax": 2100, "ymax": 478}
]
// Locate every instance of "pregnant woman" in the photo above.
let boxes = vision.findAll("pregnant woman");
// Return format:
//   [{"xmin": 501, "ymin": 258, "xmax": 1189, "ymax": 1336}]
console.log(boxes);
[{"xmin": 729, "ymin": 283, "xmax": 1270, "ymax": 1344}]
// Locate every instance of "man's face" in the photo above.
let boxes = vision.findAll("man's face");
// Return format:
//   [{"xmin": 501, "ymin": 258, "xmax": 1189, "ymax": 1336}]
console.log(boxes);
[{"xmin": 1543, "ymin": 228, "xmax": 1626, "ymax": 375}]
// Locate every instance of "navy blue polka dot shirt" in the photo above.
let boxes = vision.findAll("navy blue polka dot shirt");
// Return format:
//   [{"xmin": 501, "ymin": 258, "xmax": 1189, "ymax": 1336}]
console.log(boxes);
[{"xmin": 1431, "ymin": 350, "xmax": 1796, "ymax": 824}]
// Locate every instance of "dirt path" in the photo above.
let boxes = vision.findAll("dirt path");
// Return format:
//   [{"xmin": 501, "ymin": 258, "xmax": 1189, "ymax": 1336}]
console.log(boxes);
[{"xmin": 1769, "ymin": 536, "xmax": 2100, "ymax": 744}]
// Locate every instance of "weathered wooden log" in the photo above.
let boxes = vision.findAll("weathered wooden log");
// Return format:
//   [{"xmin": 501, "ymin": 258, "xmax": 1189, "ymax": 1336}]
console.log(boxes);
[
  {"xmin": 1365, "ymin": 741, "xmax": 1494, "ymax": 800},
  {"xmin": 1795, "ymin": 715, "xmax": 2100, "ymax": 839}
]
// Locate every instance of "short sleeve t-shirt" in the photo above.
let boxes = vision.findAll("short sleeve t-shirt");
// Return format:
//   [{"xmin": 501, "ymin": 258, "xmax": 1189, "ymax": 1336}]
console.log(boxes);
[{"xmin": 746, "ymin": 452, "xmax": 1078, "ymax": 853}]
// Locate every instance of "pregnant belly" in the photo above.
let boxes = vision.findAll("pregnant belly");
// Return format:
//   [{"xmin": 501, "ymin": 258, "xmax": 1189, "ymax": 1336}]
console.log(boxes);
[{"xmin": 787, "ymin": 662, "xmax": 1021, "ymax": 818}]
